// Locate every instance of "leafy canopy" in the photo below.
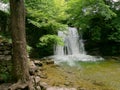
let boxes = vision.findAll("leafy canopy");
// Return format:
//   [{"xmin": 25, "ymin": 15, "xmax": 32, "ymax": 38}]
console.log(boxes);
[{"xmin": 67, "ymin": 0, "xmax": 116, "ymax": 28}]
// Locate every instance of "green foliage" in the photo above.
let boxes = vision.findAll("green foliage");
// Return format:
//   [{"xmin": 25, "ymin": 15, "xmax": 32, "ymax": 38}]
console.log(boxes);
[
  {"xmin": 27, "ymin": 45, "xmax": 32, "ymax": 54},
  {"xmin": 38, "ymin": 35, "xmax": 64, "ymax": 46},
  {"xmin": 1, "ymin": 0, "xmax": 9, "ymax": 3},
  {"xmin": 26, "ymin": 0, "xmax": 67, "ymax": 29},
  {"xmin": 25, "ymin": 0, "xmax": 68, "ymax": 57},
  {"xmin": 108, "ymin": 12, "xmax": 120, "ymax": 42},
  {"xmin": 91, "ymin": 26, "xmax": 101, "ymax": 41},
  {"xmin": 67, "ymin": 0, "xmax": 116, "ymax": 28}
]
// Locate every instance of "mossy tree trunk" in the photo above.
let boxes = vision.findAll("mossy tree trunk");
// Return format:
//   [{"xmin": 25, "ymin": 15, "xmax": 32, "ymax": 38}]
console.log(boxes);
[{"xmin": 9, "ymin": 0, "xmax": 32, "ymax": 90}]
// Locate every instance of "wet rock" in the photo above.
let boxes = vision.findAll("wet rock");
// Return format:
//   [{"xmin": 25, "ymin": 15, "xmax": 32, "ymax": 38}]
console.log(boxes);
[
  {"xmin": 46, "ymin": 60, "xmax": 54, "ymax": 65},
  {"xmin": 67, "ymin": 71, "xmax": 72, "ymax": 74},
  {"xmin": 77, "ymin": 87, "xmax": 86, "ymax": 90},
  {"xmin": 64, "ymin": 82, "xmax": 70, "ymax": 86},
  {"xmin": 111, "ymin": 56, "xmax": 120, "ymax": 60},
  {"xmin": 93, "ymin": 81, "xmax": 104, "ymax": 86},
  {"xmin": 39, "ymin": 73, "xmax": 47, "ymax": 79},
  {"xmin": 40, "ymin": 82, "xmax": 48, "ymax": 90},
  {"xmin": 34, "ymin": 60, "xmax": 43, "ymax": 66}
]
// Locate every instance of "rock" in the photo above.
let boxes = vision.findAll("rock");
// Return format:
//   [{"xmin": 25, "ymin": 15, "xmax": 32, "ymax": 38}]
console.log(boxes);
[
  {"xmin": 46, "ymin": 60, "xmax": 54, "ymax": 65},
  {"xmin": 0, "ymin": 55, "xmax": 4, "ymax": 60},
  {"xmin": 29, "ymin": 61, "xmax": 38, "ymax": 75},
  {"xmin": 77, "ymin": 87, "xmax": 86, "ymax": 90},
  {"xmin": 111, "ymin": 56, "xmax": 120, "ymax": 60},
  {"xmin": 36, "ymin": 86, "xmax": 41, "ymax": 90},
  {"xmin": 64, "ymin": 82, "xmax": 70, "ymax": 86},
  {"xmin": 67, "ymin": 71, "xmax": 72, "ymax": 74},
  {"xmin": 4, "ymin": 55, "xmax": 12, "ymax": 60},
  {"xmin": 31, "ymin": 87, "xmax": 36, "ymax": 90},
  {"xmin": 40, "ymin": 82, "xmax": 48, "ymax": 90},
  {"xmin": 29, "ymin": 61, "xmax": 36, "ymax": 67},
  {"xmin": 29, "ymin": 67, "xmax": 38, "ymax": 75},
  {"xmin": 36, "ymin": 71, "xmax": 42, "ymax": 76},
  {"xmin": 93, "ymin": 81, "xmax": 104, "ymax": 86},
  {"xmin": 39, "ymin": 73, "xmax": 47, "ymax": 79},
  {"xmin": 34, "ymin": 60, "xmax": 43, "ymax": 66},
  {"xmin": 4, "ymin": 51, "xmax": 11, "ymax": 55},
  {"xmin": 30, "ymin": 76, "xmax": 35, "ymax": 83},
  {"xmin": 38, "ymin": 67, "xmax": 44, "ymax": 71},
  {"xmin": 34, "ymin": 76, "xmax": 41, "ymax": 84}
]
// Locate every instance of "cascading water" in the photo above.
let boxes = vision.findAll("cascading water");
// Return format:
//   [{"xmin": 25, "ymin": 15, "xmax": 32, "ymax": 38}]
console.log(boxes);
[
  {"xmin": 0, "ymin": 2, "xmax": 9, "ymax": 12},
  {"xmin": 52, "ymin": 27, "xmax": 103, "ymax": 65},
  {"xmin": 54, "ymin": 27, "xmax": 86, "ymax": 55}
]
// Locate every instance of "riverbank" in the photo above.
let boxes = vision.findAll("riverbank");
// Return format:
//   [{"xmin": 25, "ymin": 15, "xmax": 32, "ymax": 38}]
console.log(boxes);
[{"xmin": 0, "ymin": 58, "xmax": 120, "ymax": 90}]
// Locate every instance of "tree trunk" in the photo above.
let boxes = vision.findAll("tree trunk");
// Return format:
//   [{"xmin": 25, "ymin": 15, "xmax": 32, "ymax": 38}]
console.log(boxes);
[{"xmin": 9, "ymin": 0, "xmax": 31, "ymax": 89}]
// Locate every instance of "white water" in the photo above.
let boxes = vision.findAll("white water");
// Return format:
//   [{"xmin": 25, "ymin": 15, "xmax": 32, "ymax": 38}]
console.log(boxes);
[
  {"xmin": 54, "ymin": 27, "xmax": 86, "ymax": 55},
  {"xmin": 52, "ymin": 27, "xmax": 103, "ymax": 65},
  {"xmin": 0, "ymin": 2, "xmax": 9, "ymax": 12}
]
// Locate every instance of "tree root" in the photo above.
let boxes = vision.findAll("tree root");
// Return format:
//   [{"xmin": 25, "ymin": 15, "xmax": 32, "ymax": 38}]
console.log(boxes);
[{"xmin": 8, "ymin": 80, "xmax": 33, "ymax": 90}]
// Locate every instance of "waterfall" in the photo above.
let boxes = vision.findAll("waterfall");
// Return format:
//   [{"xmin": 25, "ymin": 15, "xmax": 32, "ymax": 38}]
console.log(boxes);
[
  {"xmin": 0, "ymin": 2, "xmax": 9, "ymax": 12},
  {"xmin": 52, "ymin": 27, "xmax": 103, "ymax": 65},
  {"xmin": 54, "ymin": 27, "xmax": 86, "ymax": 55}
]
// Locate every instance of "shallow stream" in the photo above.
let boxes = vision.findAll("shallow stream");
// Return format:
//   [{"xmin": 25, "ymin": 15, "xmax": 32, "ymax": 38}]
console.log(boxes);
[{"xmin": 41, "ymin": 59, "xmax": 120, "ymax": 90}]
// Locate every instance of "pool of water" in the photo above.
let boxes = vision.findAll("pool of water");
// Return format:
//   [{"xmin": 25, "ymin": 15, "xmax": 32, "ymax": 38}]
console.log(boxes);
[{"xmin": 41, "ymin": 59, "xmax": 120, "ymax": 90}]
